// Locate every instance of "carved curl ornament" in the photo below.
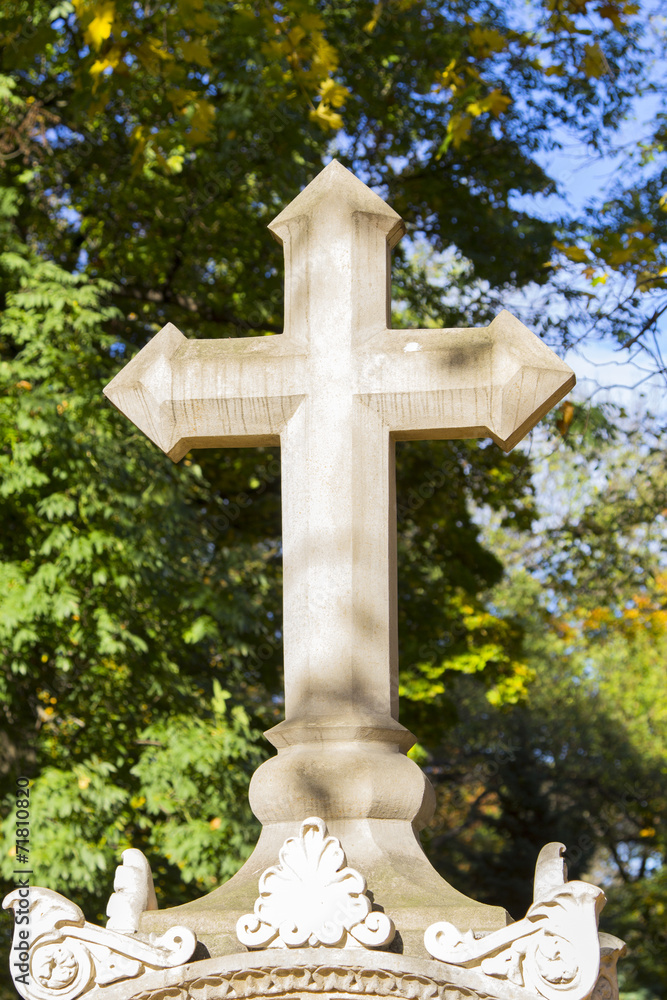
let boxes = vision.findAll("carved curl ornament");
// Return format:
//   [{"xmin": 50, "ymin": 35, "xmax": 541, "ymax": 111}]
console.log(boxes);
[
  {"xmin": 3, "ymin": 852, "xmax": 196, "ymax": 1000},
  {"xmin": 425, "ymin": 844, "xmax": 607, "ymax": 1000},
  {"xmin": 237, "ymin": 817, "xmax": 396, "ymax": 950}
]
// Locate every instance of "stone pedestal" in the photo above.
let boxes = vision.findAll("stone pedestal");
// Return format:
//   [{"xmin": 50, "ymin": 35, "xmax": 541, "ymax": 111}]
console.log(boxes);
[{"xmin": 139, "ymin": 719, "xmax": 508, "ymax": 958}]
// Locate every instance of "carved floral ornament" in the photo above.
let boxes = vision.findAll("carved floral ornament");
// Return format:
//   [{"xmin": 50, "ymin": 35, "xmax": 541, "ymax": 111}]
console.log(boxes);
[
  {"xmin": 4, "ymin": 835, "xmax": 624, "ymax": 1000},
  {"xmin": 236, "ymin": 817, "xmax": 396, "ymax": 949}
]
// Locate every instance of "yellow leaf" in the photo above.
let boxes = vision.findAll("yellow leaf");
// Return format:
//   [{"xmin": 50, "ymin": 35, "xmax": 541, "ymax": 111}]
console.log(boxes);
[
  {"xmin": 556, "ymin": 401, "xmax": 575, "ymax": 436},
  {"xmin": 596, "ymin": 1, "xmax": 639, "ymax": 29},
  {"xmin": 299, "ymin": 12, "xmax": 325, "ymax": 32},
  {"xmin": 446, "ymin": 113, "xmax": 473, "ymax": 148},
  {"xmin": 469, "ymin": 26, "xmax": 506, "ymax": 57},
  {"xmin": 209, "ymin": 816, "xmax": 222, "ymax": 830},
  {"xmin": 438, "ymin": 58, "xmax": 464, "ymax": 93},
  {"xmin": 581, "ymin": 42, "xmax": 607, "ymax": 79},
  {"xmin": 166, "ymin": 152, "xmax": 185, "ymax": 174},
  {"xmin": 363, "ymin": 1, "xmax": 383, "ymax": 33},
  {"xmin": 467, "ymin": 88, "xmax": 512, "ymax": 117},
  {"xmin": 83, "ymin": 1, "xmax": 115, "ymax": 51},
  {"xmin": 287, "ymin": 25, "xmax": 306, "ymax": 47},
  {"xmin": 78, "ymin": 775, "xmax": 90, "ymax": 789},
  {"xmin": 181, "ymin": 39, "xmax": 212, "ymax": 66},
  {"xmin": 311, "ymin": 35, "xmax": 339, "ymax": 77},
  {"xmin": 309, "ymin": 102, "xmax": 343, "ymax": 131},
  {"xmin": 189, "ymin": 98, "xmax": 215, "ymax": 143},
  {"xmin": 90, "ymin": 45, "xmax": 121, "ymax": 76},
  {"xmin": 659, "ymin": 193, "xmax": 667, "ymax": 212},
  {"xmin": 318, "ymin": 78, "xmax": 350, "ymax": 108},
  {"xmin": 554, "ymin": 241, "xmax": 590, "ymax": 263},
  {"xmin": 608, "ymin": 247, "xmax": 636, "ymax": 265},
  {"xmin": 544, "ymin": 64, "xmax": 565, "ymax": 76},
  {"xmin": 167, "ymin": 88, "xmax": 194, "ymax": 114},
  {"xmin": 137, "ymin": 37, "xmax": 173, "ymax": 72}
]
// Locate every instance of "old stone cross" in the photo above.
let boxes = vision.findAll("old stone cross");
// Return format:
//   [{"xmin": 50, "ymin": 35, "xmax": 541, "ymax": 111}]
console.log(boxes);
[
  {"xmin": 105, "ymin": 161, "xmax": 575, "ymax": 943},
  {"xmin": 105, "ymin": 159, "xmax": 573, "ymax": 739}
]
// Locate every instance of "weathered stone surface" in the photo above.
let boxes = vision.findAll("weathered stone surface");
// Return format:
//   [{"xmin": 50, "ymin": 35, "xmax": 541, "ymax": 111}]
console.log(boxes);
[
  {"xmin": 5, "ymin": 842, "xmax": 615, "ymax": 1000},
  {"xmin": 104, "ymin": 160, "xmax": 574, "ymax": 733},
  {"xmin": 102, "ymin": 160, "xmax": 576, "ymax": 955},
  {"xmin": 44, "ymin": 944, "xmax": 618, "ymax": 1000},
  {"xmin": 107, "ymin": 849, "xmax": 159, "ymax": 934}
]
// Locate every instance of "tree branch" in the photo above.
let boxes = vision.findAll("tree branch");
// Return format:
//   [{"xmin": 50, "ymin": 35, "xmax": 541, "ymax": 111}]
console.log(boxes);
[{"xmin": 121, "ymin": 286, "xmax": 282, "ymax": 334}]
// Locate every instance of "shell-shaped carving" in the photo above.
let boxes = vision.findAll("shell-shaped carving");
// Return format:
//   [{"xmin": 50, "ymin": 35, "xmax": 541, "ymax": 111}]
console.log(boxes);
[{"xmin": 237, "ymin": 817, "xmax": 395, "ymax": 950}]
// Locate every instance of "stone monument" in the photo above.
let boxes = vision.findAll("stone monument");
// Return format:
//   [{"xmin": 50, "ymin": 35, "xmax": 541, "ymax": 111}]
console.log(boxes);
[{"xmin": 5, "ymin": 161, "xmax": 625, "ymax": 1000}]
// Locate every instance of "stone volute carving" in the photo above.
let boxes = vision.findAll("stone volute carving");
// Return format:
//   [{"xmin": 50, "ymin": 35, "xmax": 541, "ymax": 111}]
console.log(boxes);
[
  {"xmin": 425, "ymin": 844, "xmax": 605, "ymax": 1000},
  {"xmin": 3, "ymin": 850, "xmax": 196, "ymax": 1000},
  {"xmin": 236, "ymin": 817, "xmax": 396, "ymax": 950}
]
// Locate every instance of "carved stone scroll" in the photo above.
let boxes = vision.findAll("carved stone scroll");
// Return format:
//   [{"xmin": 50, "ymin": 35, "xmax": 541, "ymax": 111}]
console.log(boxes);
[
  {"xmin": 3, "ymin": 850, "xmax": 196, "ymax": 1000},
  {"xmin": 424, "ymin": 843, "xmax": 605, "ymax": 1000},
  {"xmin": 236, "ymin": 817, "xmax": 395, "ymax": 950}
]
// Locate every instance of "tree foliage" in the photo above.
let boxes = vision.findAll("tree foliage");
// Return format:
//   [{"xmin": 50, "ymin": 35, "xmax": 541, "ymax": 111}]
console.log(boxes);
[{"xmin": 422, "ymin": 429, "xmax": 667, "ymax": 997}]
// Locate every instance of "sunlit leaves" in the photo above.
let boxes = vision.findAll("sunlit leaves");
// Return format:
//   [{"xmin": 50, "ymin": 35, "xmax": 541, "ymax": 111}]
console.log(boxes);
[
  {"xmin": 0, "ymin": 7, "xmax": 658, "ymax": 991},
  {"xmin": 89, "ymin": 46, "xmax": 121, "ymax": 77},
  {"xmin": 468, "ymin": 26, "xmax": 507, "ymax": 58},
  {"xmin": 73, "ymin": 0, "xmax": 115, "ymax": 51},
  {"xmin": 467, "ymin": 88, "xmax": 512, "ymax": 118},
  {"xmin": 180, "ymin": 39, "xmax": 212, "ymax": 68},
  {"xmin": 310, "ymin": 76, "xmax": 350, "ymax": 129}
]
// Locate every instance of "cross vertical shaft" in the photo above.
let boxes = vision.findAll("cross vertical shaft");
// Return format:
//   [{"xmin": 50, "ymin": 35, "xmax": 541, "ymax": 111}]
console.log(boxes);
[{"xmin": 269, "ymin": 172, "xmax": 404, "ymax": 730}]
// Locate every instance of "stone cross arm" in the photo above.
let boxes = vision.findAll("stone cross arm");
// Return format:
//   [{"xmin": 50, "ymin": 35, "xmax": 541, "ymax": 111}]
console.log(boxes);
[
  {"xmin": 105, "ymin": 308, "xmax": 571, "ymax": 463},
  {"xmin": 105, "ymin": 160, "xmax": 575, "ymax": 736}
]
